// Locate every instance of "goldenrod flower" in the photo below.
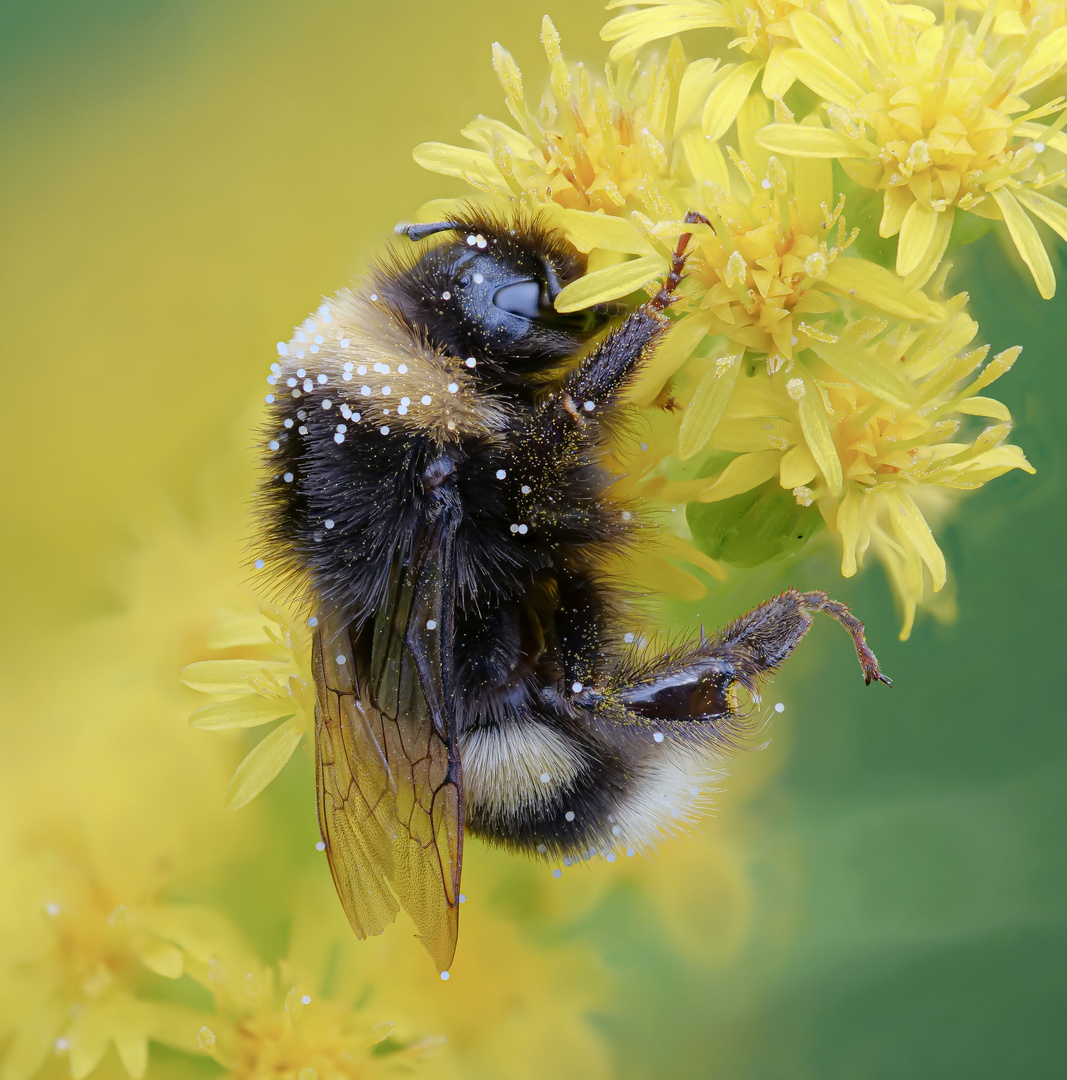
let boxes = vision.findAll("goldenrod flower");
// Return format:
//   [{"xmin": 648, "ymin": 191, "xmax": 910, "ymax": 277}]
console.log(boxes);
[
  {"xmin": 681, "ymin": 303, "xmax": 1035, "ymax": 636},
  {"xmin": 754, "ymin": 0, "xmax": 1067, "ymax": 294},
  {"xmin": 181, "ymin": 606, "xmax": 313, "ymax": 809}
]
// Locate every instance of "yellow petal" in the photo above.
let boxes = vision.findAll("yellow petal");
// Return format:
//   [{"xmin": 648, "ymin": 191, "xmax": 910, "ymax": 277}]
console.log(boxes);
[
  {"xmin": 879, "ymin": 187, "xmax": 911, "ymax": 239},
  {"xmin": 836, "ymin": 486, "xmax": 865, "ymax": 578},
  {"xmin": 115, "ymin": 1038, "xmax": 148, "ymax": 1080},
  {"xmin": 796, "ymin": 378, "xmax": 843, "ymax": 495},
  {"xmin": 180, "ymin": 659, "xmax": 293, "ymax": 695},
  {"xmin": 677, "ymin": 351, "xmax": 742, "ymax": 460},
  {"xmin": 805, "ymin": 337, "xmax": 913, "ymax": 408},
  {"xmin": 762, "ymin": 46, "xmax": 795, "ymax": 96},
  {"xmin": 779, "ymin": 443, "xmax": 818, "ymax": 489},
  {"xmin": 206, "ymin": 612, "xmax": 272, "ymax": 649},
  {"xmin": 558, "ymin": 209, "xmax": 654, "ymax": 255},
  {"xmin": 702, "ymin": 61, "xmax": 761, "ymax": 141},
  {"xmin": 626, "ymin": 313, "xmax": 711, "ymax": 405},
  {"xmin": 881, "ymin": 488, "xmax": 947, "ymax": 590},
  {"xmin": 676, "ymin": 58, "xmax": 722, "ymax": 132},
  {"xmin": 790, "ymin": 12, "xmax": 866, "ymax": 86},
  {"xmin": 1015, "ymin": 122, "xmax": 1067, "ymax": 156},
  {"xmin": 896, "ymin": 201, "xmax": 942, "ymax": 277},
  {"xmin": 225, "ymin": 717, "xmax": 304, "ymax": 810},
  {"xmin": 411, "ymin": 142, "xmax": 505, "ymax": 191},
  {"xmin": 138, "ymin": 940, "xmax": 183, "ymax": 979},
  {"xmin": 780, "ymin": 47, "xmax": 863, "ymax": 108},
  {"xmin": 630, "ymin": 554, "xmax": 707, "ymax": 600},
  {"xmin": 601, "ymin": 8, "xmax": 730, "ymax": 59},
  {"xmin": 189, "ymin": 696, "xmax": 295, "ymax": 729},
  {"xmin": 756, "ymin": 122, "xmax": 864, "ymax": 158},
  {"xmin": 1013, "ymin": 187, "xmax": 1067, "ymax": 244},
  {"xmin": 554, "ymin": 255, "xmax": 663, "ymax": 312},
  {"xmin": 698, "ymin": 450, "xmax": 782, "ymax": 502},
  {"xmin": 1016, "ymin": 26, "xmax": 1067, "ymax": 91},
  {"xmin": 954, "ymin": 396, "xmax": 1012, "ymax": 421},
  {"xmin": 682, "ymin": 129, "xmax": 730, "ymax": 189},
  {"xmin": 655, "ymin": 529, "xmax": 727, "ymax": 581},
  {"xmin": 822, "ymin": 258, "xmax": 943, "ymax": 321},
  {"xmin": 992, "ymin": 187, "xmax": 1055, "ymax": 298},
  {"xmin": 902, "ymin": 206, "xmax": 953, "ymax": 290},
  {"xmin": 0, "ymin": 1007, "xmax": 62, "ymax": 1080}
]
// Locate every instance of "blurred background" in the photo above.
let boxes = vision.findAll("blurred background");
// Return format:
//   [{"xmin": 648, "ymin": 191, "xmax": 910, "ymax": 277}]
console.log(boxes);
[{"xmin": 1, "ymin": 1, "xmax": 1064, "ymax": 1077}]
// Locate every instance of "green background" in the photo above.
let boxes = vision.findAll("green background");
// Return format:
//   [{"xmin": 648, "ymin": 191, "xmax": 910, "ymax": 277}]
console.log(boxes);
[{"xmin": 1, "ymin": 1, "xmax": 1063, "ymax": 1076}]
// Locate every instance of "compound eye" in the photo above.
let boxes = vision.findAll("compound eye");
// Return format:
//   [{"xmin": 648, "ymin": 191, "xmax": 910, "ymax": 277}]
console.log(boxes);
[{"xmin": 493, "ymin": 280, "xmax": 541, "ymax": 319}]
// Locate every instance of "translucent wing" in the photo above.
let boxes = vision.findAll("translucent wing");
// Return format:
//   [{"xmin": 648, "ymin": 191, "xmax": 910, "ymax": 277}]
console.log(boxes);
[{"xmin": 313, "ymin": 521, "xmax": 463, "ymax": 973}]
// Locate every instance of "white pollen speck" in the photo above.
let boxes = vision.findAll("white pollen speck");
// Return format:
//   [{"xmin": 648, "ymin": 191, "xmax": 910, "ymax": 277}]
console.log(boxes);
[
  {"xmin": 440, "ymin": 970, "xmax": 450, "ymax": 981},
  {"xmin": 321, "ymin": 398, "xmax": 332, "ymax": 409},
  {"xmin": 45, "ymin": 902, "xmax": 60, "ymax": 916},
  {"xmin": 552, "ymin": 868, "xmax": 562, "ymax": 879},
  {"xmin": 300, "ymin": 994, "xmax": 312, "ymax": 1005},
  {"xmin": 309, "ymin": 344, "xmax": 319, "ymax": 354},
  {"xmin": 572, "ymin": 681, "xmax": 583, "ymax": 693},
  {"xmin": 295, "ymin": 333, "xmax": 307, "ymax": 344},
  {"xmin": 381, "ymin": 385, "xmax": 391, "ymax": 395},
  {"xmin": 370, "ymin": 293, "xmax": 378, "ymax": 301},
  {"xmin": 317, "ymin": 373, "xmax": 327, "ymax": 384},
  {"xmin": 276, "ymin": 342, "xmax": 289, "ymax": 356},
  {"xmin": 283, "ymin": 418, "xmax": 293, "ymax": 428},
  {"xmin": 268, "ymin": 440, "xmax": 279, "ymax": 451},
  {"xmin": 315, "ymin": 840, "xmax": 326, "ymax": 851},
  {"xmin": 343, "ymin": 363, "xmax": 353, "ymax": 375},
  {"xmin": 537, "ymin": 843, "xmax": 547, "ymax": 853},
  {"xmin": 357, "ymin": 365, "xmax": 367, "ymax": 375},
  {"xmin": 509, "ymin": 523, "xmax": 519, "ymax": 534},
  {"xmin": 266, "ymin": 375, "xmax": 277, "ymax": 385},
  {"xmin": 361, "ymin": 385, "xmax": 371, "ymax": 395},
  {"xmin": 296, "ymin": 350, "xmax": 305, "ymax": 360},
  {"xmin": 283, "ymin": 472, "xmax": 294, "ymax": 483},
  {"xmin": 496, "ymin": 469, "xmax": 506, "ymax": 479},
  {"xmin": 308, "ymin": 616, "xmax": 318, "ymax": 626},
  {"xmin": 422, "ymin": 395, "xmax": 432, "ymax": 405},
  {"xmin": 540, "ymin": 772, "xmax": 551, "ymax": 783},
  {"xmin": 297, "ymin": 410, "xmax": 307, "ymax": 419},
  {"xmin": 775, "ymin": 702, "xmax": 785, "ymax": 713},
  {"xmin": 465, "ymin": 357, "xmax": 477, "ymax": 368},
  {"xmin": 583, "ymin": 400, "xmax": 595, "ymax": 411},
  {"xmin": 761, "ymin": 178, "xmax": 772, "ymax": 189},
  {"xmin": 297, "ymin": 368, "xmax": 306, "ymax": 377},
  {"xmin": 447, "ymin": 382, "xmax": 459, "ymax": 394},
  {"xmin": 626, "ymin": 847, "xmax": 636, "ymax": 858},
  {"xmin": 303, "ymin": 379, "xmax": 313, "ymax": 392},
  {"xmin": 55, "ymin": 1038, "xmax": 70, "ymax": 1053},
  {"xmin": 517, "ymin": 523, "xmax": 528, "ymax": 535},
  {"xmin": 640, "ymin": 442, "xmax": 648, "ymax": 452},
  {"xmin": 606, "ymin": 852, "xmax": 617, "ymax": 863},
  {"xmin": 352, "ymin": 412, "xmax": 360, "ymax": 421},
  {"xmin": 473, "ymin": 272, "xmax": 484, "ymax": 284},
  {"xmin": 298, "ymin": 425, "xmax": 308, "ymax": 435},
  {"xmin": 287, "ymin": 377, "xmax": 298, "ymax": 387},
  {"xmin": 653, "ymin": 732, "xmax": 665, "ymax": 743},
  {"xmin": 565, "ymin": 811, "xmax": 576, "ymax": 822},
  {"xmin": 254, "ymin": 558, "xmax": 265, "ymax": 569},
  {"xmin": 398, "ymin": 363, "xmax": 408, "ymax": 373},
  {"xmin": 397, "ymin": 405, "xmax": 408, "ymax": 415},
  {"xmin": 521, "ymin": 484, "xmax": 531, "ymax": 494},
  {"xmin": 467, "ymin": 234, "xmax": 477, "ymax": 245},
  {"xmin": 373, "ymin": 363, "xmax": 385, "ymax": 373},
  {"xmin": 336, "ymin": 654, "xmax": 346, "ymax": 665},
  {"xmin": 1035, "ymin": 141, "xmax": 1046, "ymax": 152},
  {"xmin": 342, "ymin": 372, "xmax": 352, "ymax": 381},
  {"xmin": 426, "ymin": 619, "xmax": 437, "ymax": 630},
  {"xmin": 380, "ymin": 425, "xmax": 390, "ymax": 435},
  {"xmin": 477, "ymin": 238, "xmax": 487, "ymax": 249},
  {"xmin": 340, "ymin": 338, "xmax": 350, "ymax": 348},
  {"xmin": 324, "ymin": 519, "xmax": 335, "ymax": 529},
  {"xmin": 621, "ymin": 510, "xmax": 633, "ymax": 521},
  {"xmin": 400, "ymin": 397, "xmax": 410, "ymax": 406},
  {"xmin": 441, "ymin": 291, "xmax": 451, "ymax": 300},
  {"xmin": 313, "ymin": 334, "xmax": 324, "ymax": 344},
  {"xmin": 624, "ymin": 633, "xmax": 635, "ymax": 643},
  {"xmin": 459, "ymin": 893, "xmax": 467, "ymax": 903},
  {"xmin": 612, "ymin": 824, "xmax": 622, "ymax": 836}
]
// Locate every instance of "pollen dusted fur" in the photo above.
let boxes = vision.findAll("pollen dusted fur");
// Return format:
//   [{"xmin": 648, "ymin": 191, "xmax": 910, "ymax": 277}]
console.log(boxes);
[{"xmin": 257, "ymin": 209, "xmax": 889, "ymax": 972}]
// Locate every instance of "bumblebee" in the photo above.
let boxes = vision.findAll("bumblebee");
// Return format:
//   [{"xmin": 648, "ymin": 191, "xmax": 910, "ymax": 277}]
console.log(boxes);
[{"xmin": 258, "ymin": 210, "xmax": 889, "ymax": 974}]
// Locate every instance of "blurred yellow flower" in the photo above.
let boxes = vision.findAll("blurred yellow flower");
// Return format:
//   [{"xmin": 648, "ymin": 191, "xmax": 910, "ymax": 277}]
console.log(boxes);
[
  {"xmin": 181, "ymin": 606, "xmax": 313, "ymax": 809},
  {"xmin": 755, "ymin": 0, "xmax": 1067, "ymax": 294}
]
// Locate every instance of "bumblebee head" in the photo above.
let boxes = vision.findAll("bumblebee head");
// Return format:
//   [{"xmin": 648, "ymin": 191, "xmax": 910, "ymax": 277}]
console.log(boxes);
[{"xmin": 385, "ymin": 211, "xmax": 613, "ymax": 381}]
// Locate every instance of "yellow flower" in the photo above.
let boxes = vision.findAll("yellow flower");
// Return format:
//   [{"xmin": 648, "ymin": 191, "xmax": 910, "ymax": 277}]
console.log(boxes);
[
  {"xmin": 681, "ymin": 301, "xmax": 1035, "ymax": 636},
  {"xmin": 0, "ymin": 849, "xmax": 223, "ymax": 1080},
  {"xmin": 755, "ymin": 0, "xmax": 1067, "ymax": 295},
  {"xmin": 181, "ymin": 606, "xmax": 313, "ymax": 809}
]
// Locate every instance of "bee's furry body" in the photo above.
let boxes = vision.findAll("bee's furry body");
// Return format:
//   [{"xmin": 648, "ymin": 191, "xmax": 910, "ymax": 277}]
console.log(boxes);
[{"xmin": 258, "ymin": 211, "xmax": 888, "ymax": 967}]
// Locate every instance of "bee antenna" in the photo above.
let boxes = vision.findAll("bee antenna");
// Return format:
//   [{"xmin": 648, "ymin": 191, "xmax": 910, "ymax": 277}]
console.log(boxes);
[{"xmin": 395, "ymin": 221, "xmax": 461, "ymax": 242}]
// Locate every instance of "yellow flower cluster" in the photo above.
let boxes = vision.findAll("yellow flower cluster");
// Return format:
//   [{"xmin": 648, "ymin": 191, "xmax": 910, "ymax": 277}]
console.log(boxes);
[{"xmin": 413, "ymin": 5, "xmax": 1046, "ymax": 634}]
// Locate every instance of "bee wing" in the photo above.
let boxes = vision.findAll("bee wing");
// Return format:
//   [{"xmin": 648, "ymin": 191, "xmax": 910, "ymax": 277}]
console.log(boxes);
[{"xmin": 313, "ymin": 522, "xmax": 462, "ymax": 973}]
